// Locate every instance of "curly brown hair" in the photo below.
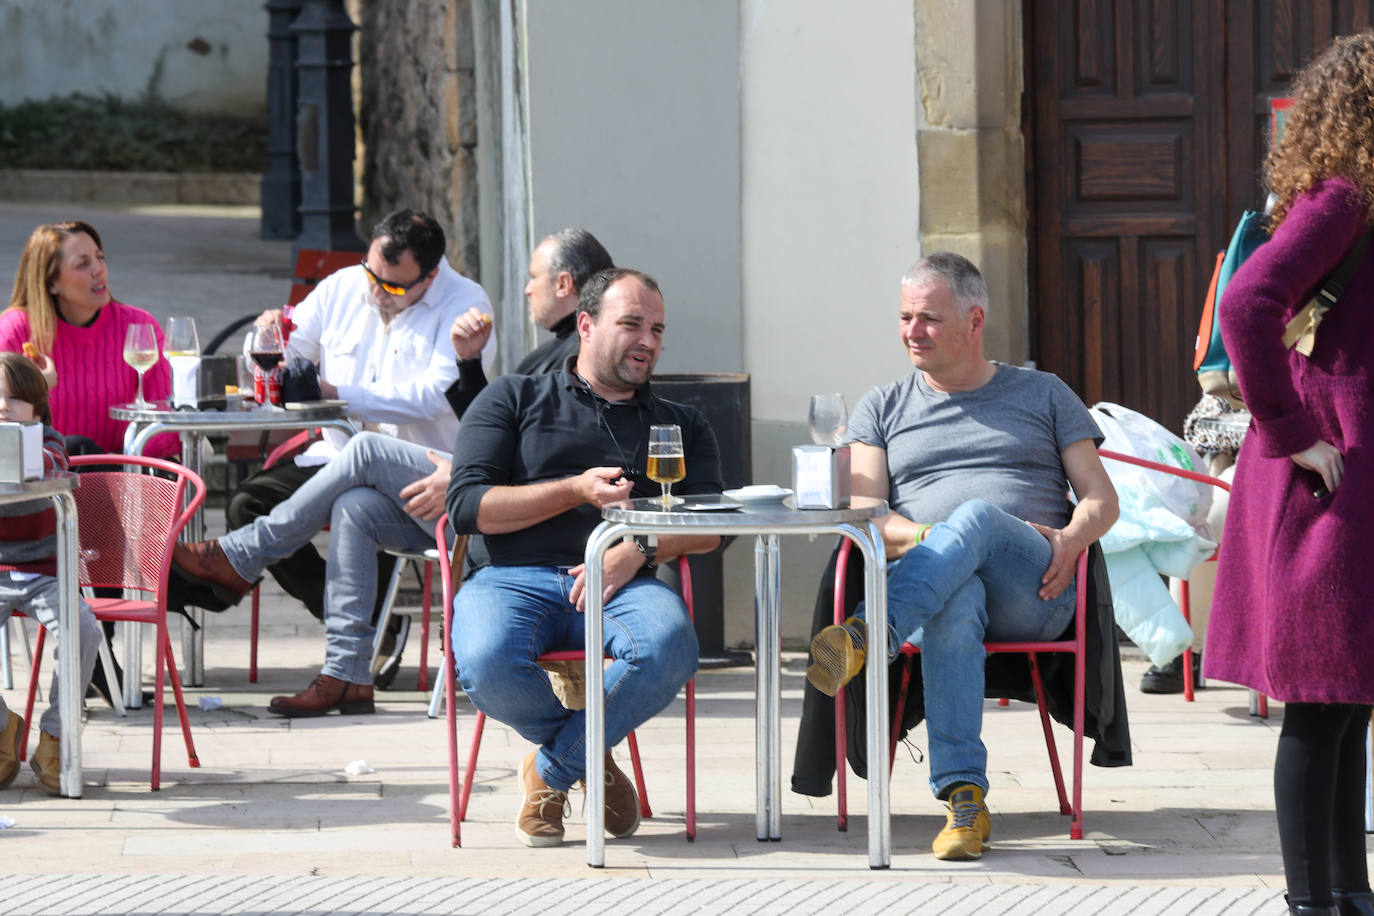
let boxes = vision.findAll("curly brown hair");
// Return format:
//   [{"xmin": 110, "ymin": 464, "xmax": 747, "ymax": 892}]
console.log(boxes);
[{"xmin": 1265, "ymin": 30, "xmax": 1374, "ymax": 230}]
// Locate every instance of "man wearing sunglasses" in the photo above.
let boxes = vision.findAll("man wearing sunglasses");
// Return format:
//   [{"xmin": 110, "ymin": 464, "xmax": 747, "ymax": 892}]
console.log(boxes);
[
  {"xmin": 174, "ymin": 209, "xmax": 492, "ymax": 663},
  {"xmin": 173, "ymin": 228, "xmax": 617, "ymax": 717}
]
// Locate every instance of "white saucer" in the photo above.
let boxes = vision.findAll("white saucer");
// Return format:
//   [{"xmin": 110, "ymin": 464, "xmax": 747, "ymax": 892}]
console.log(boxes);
[{"xmin": 723, "ymin": 485, "xmax": 793, "ymax": 504}]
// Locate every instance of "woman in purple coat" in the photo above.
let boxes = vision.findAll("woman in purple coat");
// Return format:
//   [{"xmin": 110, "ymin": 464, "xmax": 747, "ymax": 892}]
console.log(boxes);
[{"xmin": 1208, "ymin": 31, "xmax": 1374, "ymax": 916}]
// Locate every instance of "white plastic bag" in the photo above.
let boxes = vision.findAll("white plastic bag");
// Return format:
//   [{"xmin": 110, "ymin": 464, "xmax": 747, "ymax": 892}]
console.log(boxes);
[{"xmin": 1090, "ymin": 402, "xmax": 1212, "ymax": 531}]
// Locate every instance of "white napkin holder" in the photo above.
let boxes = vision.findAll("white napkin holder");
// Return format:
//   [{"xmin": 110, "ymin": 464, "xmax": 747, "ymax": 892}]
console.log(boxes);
[
  {"xmin": 0, "ymin": 421, "xmax": 43, "ymax": 483},
  {"xmin": 169, "ymin": 354, "xmax": 202, "ymax": 408},
  {"xmin": 792, "ymin": 444, "xmax": 850, "ymax": 509}
]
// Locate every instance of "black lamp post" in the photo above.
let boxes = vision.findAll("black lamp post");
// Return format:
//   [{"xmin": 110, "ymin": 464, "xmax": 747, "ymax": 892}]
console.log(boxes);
[
  {"xmin": 260, "ymin": 0, "xmax": 304, "ymax": 239},
  {"xmin": 291, "ymin": 0, "xmax": 365, "ymax": 254}
]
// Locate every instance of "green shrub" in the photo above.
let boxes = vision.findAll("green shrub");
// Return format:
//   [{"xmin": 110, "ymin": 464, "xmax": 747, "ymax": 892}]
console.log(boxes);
[{"xmin": 0, "ymin": 93, "xmax": 267, "ymax": 173}]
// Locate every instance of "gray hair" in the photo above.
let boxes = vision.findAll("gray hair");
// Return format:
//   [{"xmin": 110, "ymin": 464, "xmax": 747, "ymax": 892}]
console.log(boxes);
[
  {"xmin": 901, "ymin": 252, "xmax": 989, "ymax": 316},
  {"xmin": 543, "ymin": 228, "xmax": 614, "ymax": 292}
]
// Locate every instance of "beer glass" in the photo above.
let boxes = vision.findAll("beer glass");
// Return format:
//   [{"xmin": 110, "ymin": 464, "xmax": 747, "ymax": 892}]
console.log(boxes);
[{"xmin": 647, "ymin": 424, "xmax": 685, "ymax": 507}]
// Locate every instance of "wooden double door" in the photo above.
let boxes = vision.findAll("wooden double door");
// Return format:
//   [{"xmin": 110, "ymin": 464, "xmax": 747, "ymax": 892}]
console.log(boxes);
[{"xmin": 1027, "ymin": 1, "xmax": 1374, "ymax": 432}]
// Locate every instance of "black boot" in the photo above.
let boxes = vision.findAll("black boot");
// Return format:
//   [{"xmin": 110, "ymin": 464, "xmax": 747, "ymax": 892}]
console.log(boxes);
[
  {"xmin": 1335, "ymin": 889, "xmax": 1374, "ymax": 916},
  {"xmin": 1287, "ymin": 894, "xmax": 1339, "ymax": 915}
]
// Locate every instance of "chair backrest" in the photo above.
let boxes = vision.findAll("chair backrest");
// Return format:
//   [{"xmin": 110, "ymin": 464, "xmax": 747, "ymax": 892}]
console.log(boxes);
[
  {"xmin": 288, "ymin": 249, "xmax": 358, "ymax": 306},
  {"xmin": 263, "ymin": 429, "xmax": 319, "ymax": 469},
  {"xmin": 68, "ymin": 455, "xmax": 206, "ymax": 594},
  {"xmin": 1097, "ymin": 447, "xmax": 1231, "ymax": 493}
]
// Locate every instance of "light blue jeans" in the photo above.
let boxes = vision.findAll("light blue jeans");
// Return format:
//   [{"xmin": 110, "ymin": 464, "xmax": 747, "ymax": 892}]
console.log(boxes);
[
  {"xmin": 858, "ymin": 499, "xmax": 1077, "ymax": 799},
  {"xmin": 218, "ymin": 432, "xmax": 438, "ymax": 684},
  {"xmin": 451, "ymin": 565, "xmax": 699, "ymax": 791},
  {"xmin": 0, "ymin": 576, "xmax": 101, "ymax": 736}
]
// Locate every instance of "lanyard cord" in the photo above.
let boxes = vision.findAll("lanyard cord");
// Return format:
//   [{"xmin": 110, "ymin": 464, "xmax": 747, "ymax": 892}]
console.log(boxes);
[{"xmin": 576, "ymin": 372, "xmax": 647, "ymax": 480}]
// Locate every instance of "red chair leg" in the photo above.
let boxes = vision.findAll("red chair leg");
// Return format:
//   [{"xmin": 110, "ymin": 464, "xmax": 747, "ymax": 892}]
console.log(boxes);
[
  {"xmin": 459, "ymin": 711, "xmax": 487, "ymax": 822},
  {"xmin": 150, "ymin": 625, "xmax": 166, "ymax": 791},
  {"xmin": 1071, "ymin": 636, "xmax": 1086, "ymax": 839},
  {"xmin": 249, "ymin": 587, "xmax": 260, "ymax": 683},
  {"xmin": 1181, "ymin": 579, "xmax": 1195, "ymax": 702},
  {"xmin": 445, "ymin": 653, "xmax": 461, "ymax": 847},
  {"xmin": 417, "ymin": 561, "xmax": 433, "ymax": 693},
  {"xmin": 834, "ymin": 688, "xmax": 848, "ymax": 832},
  {"xmin": 626, "ymin": 730, "xmax": 653, "ymax": 818},
  {"xmin": 888, "ymin": 655, "xmax": 915, "ymax": 772},
  {"xmin": 163, "ymin": 641, "xmax": 200, "ymax": 770},
  {"xmin": 21, "ymin": 626, "xmax": 46, "ymax": 761},
  {"xmin": 1027, "ymin": 654, "xmax": 1070, "ymax": 815},
  {"xmin": 685, "ymin": 677, "xmax": 696, "ymax": 841}
]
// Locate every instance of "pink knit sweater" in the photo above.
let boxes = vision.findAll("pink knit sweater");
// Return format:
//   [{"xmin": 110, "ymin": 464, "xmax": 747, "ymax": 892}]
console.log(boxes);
[{"xmin": 0, "ymin": 301, "xmax": 179, "ymax": 457}]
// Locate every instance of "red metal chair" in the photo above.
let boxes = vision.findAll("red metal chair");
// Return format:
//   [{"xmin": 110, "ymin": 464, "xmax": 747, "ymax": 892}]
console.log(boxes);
[
  {"xmin": 830, "ymin": 536, "xmax": 1090, "ymax": 839},
  {"xmin": 23, "ymin": 454, "xmax": 205, "ymax": 791},
  {"xmin": 1095, "ymin": 448, "xmax": 1260, "ymax": 711},
  {"xmin": 436, "ymin": 514, "xmax": 697, "ymax": 847}
]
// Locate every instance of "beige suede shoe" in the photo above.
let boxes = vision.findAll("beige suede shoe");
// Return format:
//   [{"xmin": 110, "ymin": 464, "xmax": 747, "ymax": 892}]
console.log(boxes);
[{"xmin": 0, "ymin": 711, "xmax": 24, "ymax": 790}]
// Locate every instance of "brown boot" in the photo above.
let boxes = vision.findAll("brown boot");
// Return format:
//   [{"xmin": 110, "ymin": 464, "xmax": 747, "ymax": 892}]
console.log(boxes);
[
  {"xmin": 516, "ymin": 751, "xmax": 569, "ymax": 847},
  {"xmin": 268, "ymin": 674, "xmax": 374, "ymax": 718},
  {"xmin": 30, "ymin": 730, "xmax": 61, "ymax": 796},
  {"xmin": 171, "ymin": 540, "xmax": 253, "ymax": 606},
  {"xmin": 0, "ymin": 711, "xmax": 23, "ymax": 790},
  {"xmin": 587, "ymin": 751, "xmax": 641, "ymax": 838}
]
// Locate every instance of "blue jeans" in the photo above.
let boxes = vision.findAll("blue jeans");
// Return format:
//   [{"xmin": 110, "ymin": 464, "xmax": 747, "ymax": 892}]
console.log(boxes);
[
  {"xmin": 859, "ymin": 499, "xmax": 1076, "ymax": 799},
  {"xmin": 451, "ymin": 565, "xmax": 699, "ymax": 791},
  {"xmin": 219, "ymin": 432, "xmax": 438, "ymax": 684}
]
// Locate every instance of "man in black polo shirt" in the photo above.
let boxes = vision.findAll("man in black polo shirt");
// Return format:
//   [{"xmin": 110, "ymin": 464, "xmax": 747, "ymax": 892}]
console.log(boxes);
[{"xmin": 446, "ymin": 267, "xmax": 722, "ymax": 848}]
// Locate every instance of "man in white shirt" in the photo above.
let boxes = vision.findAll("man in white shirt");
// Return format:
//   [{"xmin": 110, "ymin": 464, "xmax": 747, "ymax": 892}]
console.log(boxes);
[{"xmin": 183, "ymin": 209, "xmax": 492, "ymax": 632}]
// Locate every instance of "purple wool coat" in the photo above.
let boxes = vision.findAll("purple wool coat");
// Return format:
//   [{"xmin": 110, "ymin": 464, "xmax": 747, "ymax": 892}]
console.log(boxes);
[{"xmin": 1206, "ymin": 177, "xmax": 1374, "ymax": 704}]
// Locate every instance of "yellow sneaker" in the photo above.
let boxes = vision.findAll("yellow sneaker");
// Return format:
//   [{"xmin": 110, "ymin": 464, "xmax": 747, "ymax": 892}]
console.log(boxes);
[
  {"xmin": 0, "ymin": 711, "xmax": 24, "ymax": 790},
  {"xmin": 932, "ymin": 783, "xmax": 990, "ymax": 860},
  {"xmin": 806, "ymin": 617, "xmax": 867, "ymax": 697},
  {"xmin": 30, "ymin": 730, "xmax": 61, "ymax": 796}
]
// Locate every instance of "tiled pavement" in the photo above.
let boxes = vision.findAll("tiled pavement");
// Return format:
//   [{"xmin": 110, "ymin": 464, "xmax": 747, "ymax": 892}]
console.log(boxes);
[{"xmin": 0, "ymin": 562, "xmax": 1309, "ymax": 915}]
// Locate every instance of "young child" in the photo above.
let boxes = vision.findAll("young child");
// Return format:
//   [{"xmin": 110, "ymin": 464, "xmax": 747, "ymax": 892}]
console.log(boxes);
[{"xmin": 0, "ymin": 352, "xmax": 100, "ymax": 795}]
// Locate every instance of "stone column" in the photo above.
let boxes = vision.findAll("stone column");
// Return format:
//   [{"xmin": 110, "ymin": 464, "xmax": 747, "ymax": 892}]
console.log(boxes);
[
  {"xmin": 915, "ymin": 0, "xmax": 1027, "ymax": 365},
  {"xmin": 355, "ymin": 0, "xmax": 479, "ymax": 278}
]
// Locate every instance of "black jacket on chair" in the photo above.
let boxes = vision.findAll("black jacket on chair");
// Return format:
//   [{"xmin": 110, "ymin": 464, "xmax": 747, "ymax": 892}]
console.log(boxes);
[{"xmin": 790, "ymin": 539, "xmax": 1131, "ymax": 796}]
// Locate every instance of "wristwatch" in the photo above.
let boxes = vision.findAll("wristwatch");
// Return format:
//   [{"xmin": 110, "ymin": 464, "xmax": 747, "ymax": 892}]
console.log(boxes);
[{"xmin": 633, "ymin": 534, "xmax": 658, "ymax": 570}]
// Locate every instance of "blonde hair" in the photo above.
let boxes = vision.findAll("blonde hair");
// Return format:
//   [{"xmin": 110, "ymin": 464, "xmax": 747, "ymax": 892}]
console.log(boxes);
[
  {"xmin": 5, "ymin": 221, "xmax": 107, "ymax": 355},
  {"xmin": 1266, "ymin": 30, "xmax": 1374, "ymax": 230}
]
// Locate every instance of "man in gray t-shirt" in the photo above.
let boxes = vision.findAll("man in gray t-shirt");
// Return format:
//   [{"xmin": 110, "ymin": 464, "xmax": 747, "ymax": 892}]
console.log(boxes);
[{"xmin": 808, "ymin": 252, "xmax": 1118, "ymax": 862}]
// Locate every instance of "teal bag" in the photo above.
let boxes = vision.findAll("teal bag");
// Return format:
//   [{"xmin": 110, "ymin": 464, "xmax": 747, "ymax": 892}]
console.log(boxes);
[{"xmin": 1193, "ymin": 209, "xmax": 1268, "ymax": 408}]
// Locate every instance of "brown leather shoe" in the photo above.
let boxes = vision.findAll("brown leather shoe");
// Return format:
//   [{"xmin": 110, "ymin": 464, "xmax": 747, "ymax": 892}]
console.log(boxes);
[
  {"xmin": 30, "ymin": 730, "xmax": 61, "ymax": 796},
  {"xmin": 516, "ymin": 751, "xmax": 569, "ymax": 847},
  {"xmin": 172, "ymin": 540, "xmax": 253, "ymax": 606},
  {"xmin": 0, "ymin": 711, "xmax": 23, "ymax": 790},
  {"xmin": 268, "ymin": 674, "xmax": 374, "ymax": 718},
  {"xmin": 603, "ymin": 752, "xmax": 641, "ymax": 837}
]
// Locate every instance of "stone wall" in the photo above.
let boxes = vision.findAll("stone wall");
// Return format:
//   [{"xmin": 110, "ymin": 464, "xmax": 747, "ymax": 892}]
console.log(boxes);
[{"xmin": 350, "ymin": 0, "xmax": 480, "ymax": 279}]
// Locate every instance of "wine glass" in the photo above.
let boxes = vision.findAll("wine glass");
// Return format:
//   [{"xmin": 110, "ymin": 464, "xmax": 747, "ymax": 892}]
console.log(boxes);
[
  {"xmin": 647, "ymin": 424, "xmax": 686, "ymax": 508},
  {"xmin": 122, "ymin": 323, "xmax": 158, "ymax": 409},
  {"xmin": 165, "ymin": 316, "xmax": 200, "ymax": 356},
  {"xmin": 248, "ymin": 325, "xmax": 285, "ymax": 408},
  {"xmin": 808, "ymin": 393, "xmax": 848, "ymax": 447}
]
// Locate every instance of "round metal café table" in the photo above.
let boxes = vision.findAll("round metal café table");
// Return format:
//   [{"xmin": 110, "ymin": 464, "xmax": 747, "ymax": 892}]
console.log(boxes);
[
  {"xmin": 582, "ymin": 494, "xmax": 892, "ymax": 869},
  {"xmin": 111, "ymin": 400, "xmax": 358, "ymax": 694}
]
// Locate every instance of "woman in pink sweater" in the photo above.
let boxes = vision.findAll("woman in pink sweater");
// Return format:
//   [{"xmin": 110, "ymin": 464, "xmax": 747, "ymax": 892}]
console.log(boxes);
[{"xmin": 1, "ymin": 220, "xmax": 177, "ymax": 458}]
